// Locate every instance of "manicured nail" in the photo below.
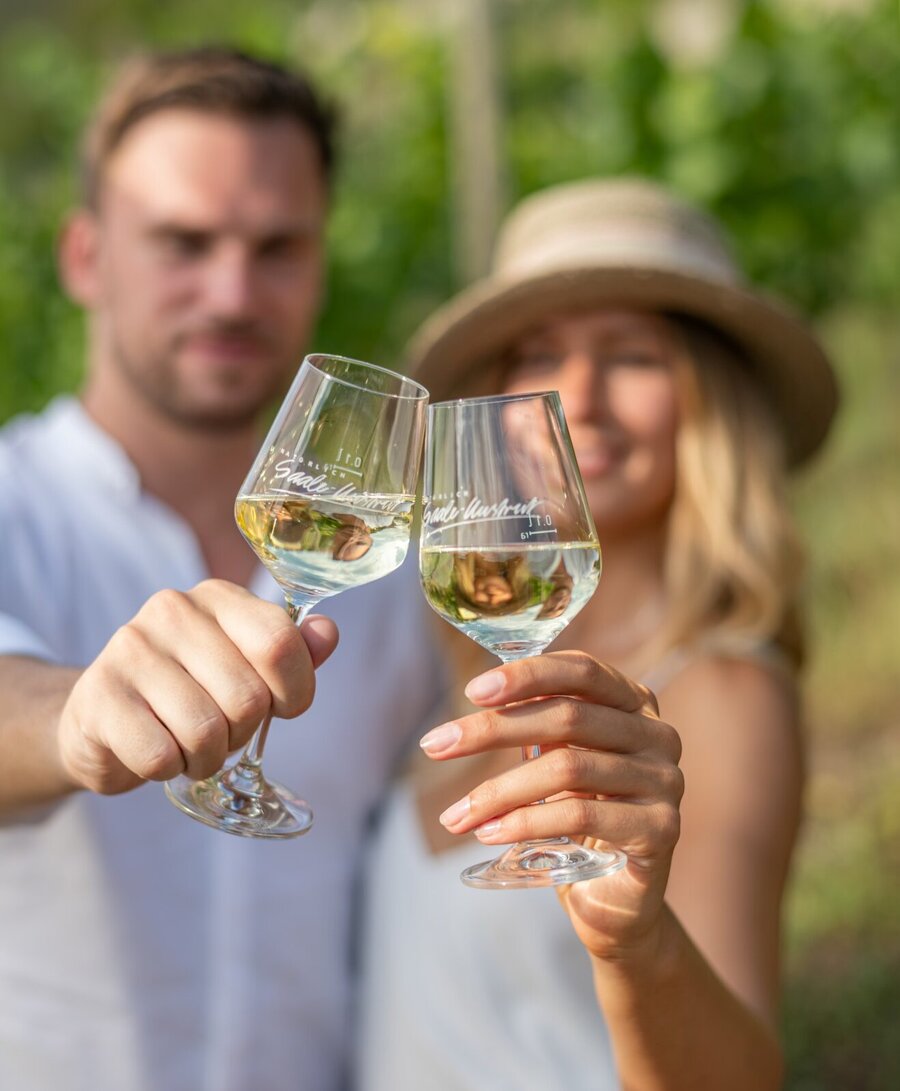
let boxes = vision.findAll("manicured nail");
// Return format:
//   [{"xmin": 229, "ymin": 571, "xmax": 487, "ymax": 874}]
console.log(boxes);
[
  {"xmin": 439, "ymin": 796, "xmax": 471, "ymax": 827},
  {"xmin": 474, "ymin": 819, "xmax": 503, "ymax": 841},
  {"xmin": 465, "ymin": 670, "xmax": 505, "ymax": 702},
  {"xmin": 419, "ymin": 722, "xmax": 462, "ymax": 755}
]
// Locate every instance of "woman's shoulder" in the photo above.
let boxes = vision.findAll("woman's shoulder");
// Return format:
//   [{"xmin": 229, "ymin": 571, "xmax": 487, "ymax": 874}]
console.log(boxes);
[
  {"xmin": 659, "ymin": 645, "xmax": 799, "ymax": 749},
  {"xmin": 647, "ymin": 637, "xmax": 795, "ymax": 695},
  {"xmin": 659, "ymin": 646, "xmax": 802, "ymax": 846}
]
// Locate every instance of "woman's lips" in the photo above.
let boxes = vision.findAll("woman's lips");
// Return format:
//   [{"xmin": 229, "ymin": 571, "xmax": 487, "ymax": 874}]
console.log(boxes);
[{"xmin": 574, "ymin": 446, "xmax": 617, "ymax": 478}]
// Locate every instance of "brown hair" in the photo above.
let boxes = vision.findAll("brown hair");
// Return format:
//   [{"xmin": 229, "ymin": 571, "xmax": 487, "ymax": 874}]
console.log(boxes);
[{"xmin": 80, "ymin": 45, "xmax": 337, "ymax": 208}]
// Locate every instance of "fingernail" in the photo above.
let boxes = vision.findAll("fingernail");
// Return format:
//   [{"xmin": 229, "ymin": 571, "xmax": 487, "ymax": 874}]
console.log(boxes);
[
  {"xmin": 474, "ymin": 819, "xmax": 503, "ymax": 841},
  {"xmin": 419, "ymin": 722, "xmax": 462, "ymax": 755},
  {"xmin": 439, "ymin": 796, "xmax": 471, "ymax": 827},
  {"xmin": 465, "ymin": 670, "xmax": 505, "ymax": 702}
]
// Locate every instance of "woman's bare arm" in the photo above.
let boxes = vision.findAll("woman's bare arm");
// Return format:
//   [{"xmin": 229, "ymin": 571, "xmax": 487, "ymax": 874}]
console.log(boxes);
[{"xmin": 423, "ymin": 652, "xmax": 800, "ymax": 1090}]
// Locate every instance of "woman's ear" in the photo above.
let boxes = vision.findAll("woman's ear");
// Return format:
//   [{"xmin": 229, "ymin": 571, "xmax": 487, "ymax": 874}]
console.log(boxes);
[{"xmin": 58, "ymin": 210, "xmax": 102, "ymax": 308}]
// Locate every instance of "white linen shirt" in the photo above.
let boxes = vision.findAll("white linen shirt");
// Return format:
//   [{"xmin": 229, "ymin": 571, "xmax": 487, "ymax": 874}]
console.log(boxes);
[{"xmin": 0, "ymin": 396, "xmax": 439, "ymax": 1091}]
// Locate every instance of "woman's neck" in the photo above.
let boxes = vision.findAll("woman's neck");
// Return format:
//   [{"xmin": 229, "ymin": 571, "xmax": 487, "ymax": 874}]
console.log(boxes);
[{"xmin": 561, "ymin": 522, "xmax": 669, "ymax": 673}]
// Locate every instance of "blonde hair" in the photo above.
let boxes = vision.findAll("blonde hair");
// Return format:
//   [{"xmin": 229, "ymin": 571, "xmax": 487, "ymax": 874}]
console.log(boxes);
[
  {"xmin": 660, "ymin": 317, "xmax": 805, "ymax": 670},
  {"xmin": 428, "ymin": 312, "xmax": 807, "ymax": 711}
]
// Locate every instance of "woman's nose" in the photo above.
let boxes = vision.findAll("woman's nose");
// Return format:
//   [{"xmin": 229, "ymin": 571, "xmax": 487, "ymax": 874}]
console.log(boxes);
[{"xmin": 554, "ymin": 352, "xmax": 603, "ymax": 421}]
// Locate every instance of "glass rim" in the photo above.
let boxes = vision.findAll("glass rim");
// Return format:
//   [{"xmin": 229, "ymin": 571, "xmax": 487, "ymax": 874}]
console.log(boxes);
[
  {"xmin": 428, "ymin": 389, "xmax": 559, "ymax": 410},
  {"xmin": 304, "ymin": 353, "xmax": 429, "ymax": 401}
]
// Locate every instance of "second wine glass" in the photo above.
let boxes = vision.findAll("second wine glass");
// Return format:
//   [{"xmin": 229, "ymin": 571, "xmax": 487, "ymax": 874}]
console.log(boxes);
[
  {"xmin": 419, "ymin": 391, "xmax": 627, "ymax": 887},
  {"xmin": 165, "ymin": 353, "xmax": 428, "ymax": 839}
]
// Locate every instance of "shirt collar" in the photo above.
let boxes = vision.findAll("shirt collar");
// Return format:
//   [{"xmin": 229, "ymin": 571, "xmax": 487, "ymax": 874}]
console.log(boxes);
[{"xmin": 41, "ymin": 395, "xmax": 147, "ymax": 500}]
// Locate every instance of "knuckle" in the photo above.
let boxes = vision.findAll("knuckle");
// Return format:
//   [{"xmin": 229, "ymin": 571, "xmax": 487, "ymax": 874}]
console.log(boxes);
[
  {"xmin": 659, "ymin": 720, "xmax": 682, "ymax": 763},
  {"xmin": 279, "ymin": 670, "xmax": 315, "ymax": 719},
  {"xmin": 196, "ymin": 577, "xmax": 227, "ymax": 596},
  {"xmin": 571, "ymin": 650, "xmax": 602, "ymax": 684},
  {"xmin": 562, "ymin": 795, "xmax": 595, "ymax": 834},
  {"xmin": 636, "ymin": 681, "xmax": 659, "ymax": 713},
  {"xmin": 192, "ymin": 578, "xmax": 236, "ymax": 609},
  {"xmin": 228, "ymin": 679, "xmax": 271, "ymax": 727},
  {"xmin": 185, "ymin": 709, "xmax": 229, "ymax": 751},
  {"xmin": 83, "ymin": 769, "xmax": 120, "ymax": 795},
  {"xmin": 661, "ymin": 762, "xmax": 685, "ymax": 803},
  {"xmin": 549, "ymin": 745, "xmax": 587, "ymax": 784},
  {"xmin": 472, "ymin": 775, "xmax": 503, "ymax": 816},
  {"xmin": 514, "ymin": 656, "xmax": 542, "ymax": 691},
  {"xmin": 142, "ymin": 587, "xmax": 190, "ymax": 627},
  {"xmin": 108, "ymin": 621, "xmax": 152, "ymax": 662},
  {"xmin": 139, "ymin": 738, "xmax": 184, "ymax": 782},
  {"xmin": 260, "ymin": 621, "xmax": 305, "ymax": 674},
  {"xmin": 654, "ymin": 802, "xmax": 681, "ymax": 849},
  {"xmin": 473, "ymin": 708, "xmax": 501, "ymax": 743},
  {"xmin": 281, "ymin": 685, "xmax": 316, "ymax": 720},
  {"xmin": 555, "ymin": 699, "xmax": 583, "ymax": 736}
]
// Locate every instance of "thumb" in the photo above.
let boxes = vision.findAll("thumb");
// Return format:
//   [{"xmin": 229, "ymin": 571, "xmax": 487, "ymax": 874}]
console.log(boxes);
[{"xmin": 299, "ymin": 614, "xmax": 340, "ymax": 669}]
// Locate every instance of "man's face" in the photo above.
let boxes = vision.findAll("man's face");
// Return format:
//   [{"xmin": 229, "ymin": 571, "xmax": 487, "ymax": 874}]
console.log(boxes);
[{"xmin": 83, "ymin": 109, "xmax": 328, "ymax": 429}]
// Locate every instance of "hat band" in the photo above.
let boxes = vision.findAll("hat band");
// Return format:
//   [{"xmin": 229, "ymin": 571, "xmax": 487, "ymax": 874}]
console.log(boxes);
[{"xmin": 498, "ymin": 223, "xmax": 743, "ymax": 287}]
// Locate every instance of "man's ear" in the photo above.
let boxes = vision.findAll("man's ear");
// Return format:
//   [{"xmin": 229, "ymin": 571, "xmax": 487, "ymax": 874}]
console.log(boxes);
[{"xmin": 58, "ymin": 210, "xmax": 102, "ymax": 308}]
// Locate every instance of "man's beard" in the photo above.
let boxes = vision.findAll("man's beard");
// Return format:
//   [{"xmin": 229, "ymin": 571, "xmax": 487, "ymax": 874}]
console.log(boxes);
[{"xmin": 113, "ymin": 322, "xmax": 291, "ymax": 433}]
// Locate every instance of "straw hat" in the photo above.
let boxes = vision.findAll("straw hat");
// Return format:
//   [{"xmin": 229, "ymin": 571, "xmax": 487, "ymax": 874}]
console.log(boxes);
[{"xmin": 409, "ymin": 178, "xmax": 838, "ymax": 466}]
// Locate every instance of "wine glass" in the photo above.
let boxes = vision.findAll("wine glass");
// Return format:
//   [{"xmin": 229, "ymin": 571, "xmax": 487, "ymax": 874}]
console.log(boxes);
[
  {"xmin": 419, "ymin": 391, "xmax": 627, "ymax": 887},
  {"xmin": 165, "ymin": 354, "xmax": 428, "ymax": 838}
]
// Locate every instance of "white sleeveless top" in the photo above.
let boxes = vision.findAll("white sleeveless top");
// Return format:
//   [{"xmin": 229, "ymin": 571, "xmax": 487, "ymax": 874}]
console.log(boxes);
[
  {"xmin": 355, "ymin": 784, "xmax": 619, "ymax": 1091},
  {"xmin": 354, "ymin": 643, "xmax": 790, "ymax": 1090}
]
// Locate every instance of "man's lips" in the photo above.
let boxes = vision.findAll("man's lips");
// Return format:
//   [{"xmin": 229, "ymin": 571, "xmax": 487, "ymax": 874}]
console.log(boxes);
[{"xmin": 181, "ymin": 331, "xmax": 270, "ymax": 360}]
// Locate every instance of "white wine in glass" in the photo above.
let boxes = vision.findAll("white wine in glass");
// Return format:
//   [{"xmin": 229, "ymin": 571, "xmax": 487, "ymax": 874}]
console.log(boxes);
[
  {"xmin": 165, "ymin": 354, "xmax": 428, "ymax": 839},
  {"xmin": 420, "ymin": 391, "xmax": 627, "ymax": 887}
]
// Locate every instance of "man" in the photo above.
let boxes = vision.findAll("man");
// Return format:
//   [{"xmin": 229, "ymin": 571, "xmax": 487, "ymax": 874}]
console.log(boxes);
[{"xmin": 0, "ymin": 47, "xmax": 436, "ymax": 1090}]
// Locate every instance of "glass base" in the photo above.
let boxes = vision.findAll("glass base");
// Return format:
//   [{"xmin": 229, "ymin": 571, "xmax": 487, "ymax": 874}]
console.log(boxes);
[
  {"xmin": 461, "ymin": 838, "xmax": 626, "ymax": 889},
  {"xmin": 164, "ymin": 772, "xmax": 313, "ymax": 840}
]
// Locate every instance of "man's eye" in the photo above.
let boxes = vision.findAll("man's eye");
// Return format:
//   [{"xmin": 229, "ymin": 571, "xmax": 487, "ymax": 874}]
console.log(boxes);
[
  {"xmin": 258, "ymin": 238, "xmax": 298, "ymax": 260},
  {"xmin": 158, "ymin": 233, "xmax": 208, "ymax": 258}
]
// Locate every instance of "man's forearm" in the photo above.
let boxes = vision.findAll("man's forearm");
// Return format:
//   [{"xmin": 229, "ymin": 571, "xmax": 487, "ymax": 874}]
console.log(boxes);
[
  {"xmin": 595, "ymin": 907, "xmax": 783, "ymax": 1091},
  {"xmin": 0, "ymin": 657, "xmax": 82, "ymax": 814}
]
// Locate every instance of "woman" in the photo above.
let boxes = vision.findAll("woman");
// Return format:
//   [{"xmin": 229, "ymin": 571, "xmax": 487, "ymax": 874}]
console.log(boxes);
[{"xmin": 356, "ymin": 178, "xmax": 838, "ymax": 1089}]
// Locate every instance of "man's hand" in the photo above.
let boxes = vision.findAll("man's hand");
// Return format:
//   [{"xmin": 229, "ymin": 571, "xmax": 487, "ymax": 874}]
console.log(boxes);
[{"xmin": 57, "ymin": 580, "xmax": 338, "ymax": 795}]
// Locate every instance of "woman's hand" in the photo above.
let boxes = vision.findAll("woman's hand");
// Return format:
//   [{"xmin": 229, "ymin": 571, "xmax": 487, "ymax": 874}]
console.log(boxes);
[{"xmin": 418, "ymin": 649, "xmax": 684, "ymax": 962}]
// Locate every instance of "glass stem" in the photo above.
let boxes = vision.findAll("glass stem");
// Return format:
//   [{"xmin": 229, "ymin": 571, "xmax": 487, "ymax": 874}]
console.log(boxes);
[
  {"xmin": 498, "ymin": 650, "xmax": 548, "ymax": 809},
  {"xmin": 219, "ymin": 595, "xmax": 317, "ymax": 796}
]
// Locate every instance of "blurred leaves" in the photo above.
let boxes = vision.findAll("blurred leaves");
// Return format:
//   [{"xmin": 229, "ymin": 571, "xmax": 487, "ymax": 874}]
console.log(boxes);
[{"xmin": 3, "ymin": 0, "xmax": 900, "ymax": 412}]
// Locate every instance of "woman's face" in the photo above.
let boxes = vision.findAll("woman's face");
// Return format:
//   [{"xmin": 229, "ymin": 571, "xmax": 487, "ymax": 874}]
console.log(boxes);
[{"xmin": 502, "ymin": 309, "xmax": 680, "ymax": 539}]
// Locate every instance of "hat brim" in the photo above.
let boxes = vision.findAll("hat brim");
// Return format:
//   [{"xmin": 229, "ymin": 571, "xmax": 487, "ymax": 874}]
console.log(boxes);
[{"xmin": 409, "ymin": 266, "xmax": 838, "ymax": 466}]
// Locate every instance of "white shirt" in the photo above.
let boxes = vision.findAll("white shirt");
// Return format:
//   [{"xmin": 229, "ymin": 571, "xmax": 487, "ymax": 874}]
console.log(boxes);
[
  {"xmin": 0, "ymin": 397, "xmax": 439, "ymax": 1091},
  {"xmin": 356, "ymin": 786, "xmax": 620, "ymax": 1091}
]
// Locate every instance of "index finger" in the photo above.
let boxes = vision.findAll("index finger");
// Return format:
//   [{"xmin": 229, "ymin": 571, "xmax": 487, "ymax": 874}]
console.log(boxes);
[
  {"xmin": 464, "ymin": 650, "xmax": 658, "ymax": 715},
  {"xmin": 190, "ymin": 581, "xmax": 332, "ymax": 718}
]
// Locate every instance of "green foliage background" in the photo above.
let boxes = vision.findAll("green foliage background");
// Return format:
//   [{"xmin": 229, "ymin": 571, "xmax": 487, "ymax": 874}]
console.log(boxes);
[{"xmin": 1, "ymin": 1, "xmax": 898, "ymax": 1085}]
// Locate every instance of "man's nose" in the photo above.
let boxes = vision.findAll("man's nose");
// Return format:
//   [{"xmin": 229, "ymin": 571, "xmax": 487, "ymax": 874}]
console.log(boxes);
[{"xmin": 203, "ymin": 246, "xmax": 257, "ymax": 316}]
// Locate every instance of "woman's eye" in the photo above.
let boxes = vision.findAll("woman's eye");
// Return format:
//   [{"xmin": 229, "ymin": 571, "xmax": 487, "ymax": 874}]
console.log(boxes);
[
  {"xmin": 511, "ymin": 352, "xmax": 561, "ymax": 373},
  {"xmin": 609, "ymin": 351, "xmax": 665, "ymax": 370}
]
